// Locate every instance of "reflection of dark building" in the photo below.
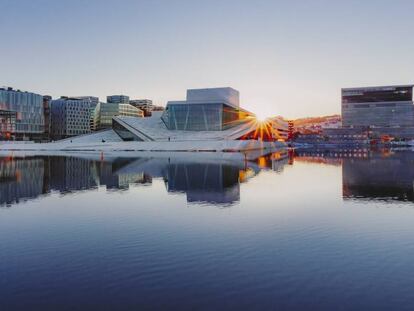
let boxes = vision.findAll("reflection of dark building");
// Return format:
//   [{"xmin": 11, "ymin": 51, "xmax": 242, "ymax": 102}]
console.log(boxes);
[
  {"xmin": 49, "ymin": 157, "xmax": 98, "ymax": 192},
  {"xmin": 255, "ymin": 151, "xmax": 289, "ymax": 172},
  {"xmin": 166, "ymin": 163, "xmax": 241, "ymax": 204},
  {"xmin": 343, "ymin": 151, "xmax": 414, "ymax": 202},
  {"xmin": 0, "ymin": 158, "xmax": 46, "ymax": 205}
]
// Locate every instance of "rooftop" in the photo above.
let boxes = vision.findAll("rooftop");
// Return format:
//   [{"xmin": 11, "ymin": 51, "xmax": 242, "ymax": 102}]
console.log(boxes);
[{"xmin": 342, "ymin": 84, "xmax": 414, "ymax": 91}]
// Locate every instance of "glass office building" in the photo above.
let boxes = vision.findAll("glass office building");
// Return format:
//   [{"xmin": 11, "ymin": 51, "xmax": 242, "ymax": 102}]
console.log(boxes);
[
  {"xmin": 96, "ymin": 103, "xmax": 144, "ymax": 130},
  {"xmin": 50, "ymin": 97, "xmax": 91, "ymax": 139},
  {"xmin": 342, "ymin": 85, "xmax": 414, "ymax": 128},
  {"xmin": 107, "ymin": 95, "xmax": 130, "ymax": 104},
  {"xmin": 0, "ymin": 88, "xmax": 44, "ymax": 138}
]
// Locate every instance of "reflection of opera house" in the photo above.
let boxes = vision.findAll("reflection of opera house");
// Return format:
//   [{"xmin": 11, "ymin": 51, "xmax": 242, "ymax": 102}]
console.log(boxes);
[
  {"xmin": 0, "ymin": 88, "xmax": 286, "ymax": 152},
  {"xmin": 0, "ymin": 152, "xmax": 288, "ymax": 207}
]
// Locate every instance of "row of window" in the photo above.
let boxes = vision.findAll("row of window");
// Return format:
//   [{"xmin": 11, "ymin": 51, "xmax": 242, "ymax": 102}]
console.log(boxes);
[{"xmin": 343, "ymin": 103, "xmax": 398, "ymax": 109}]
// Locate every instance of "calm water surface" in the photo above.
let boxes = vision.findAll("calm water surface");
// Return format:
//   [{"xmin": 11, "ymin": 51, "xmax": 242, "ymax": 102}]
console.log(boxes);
[{"xmin": 1, "ymin": 149, "xmax": 414, "ymax": 311}]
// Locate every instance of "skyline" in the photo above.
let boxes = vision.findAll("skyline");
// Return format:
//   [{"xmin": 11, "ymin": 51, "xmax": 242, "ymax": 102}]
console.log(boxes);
[{"xmin": 1, "ymin": 0, "xmax": 413, "ymax": 119}]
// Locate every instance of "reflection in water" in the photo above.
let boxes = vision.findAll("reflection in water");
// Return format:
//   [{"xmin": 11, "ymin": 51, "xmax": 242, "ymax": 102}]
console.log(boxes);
[
  {"xmin": 342, "ymin": 150, "xmax": 414, "ymax": 202},
  {"xmin": 3, "ymin": 148, "xmax": 413, "ymax": 206},
  {"xmin": 295, "ymin": 148, "xmax": 414, "ymax": 203},
  {"xmin": 0, "ymin": 150, "xmax": 289, "ymax": 207}
]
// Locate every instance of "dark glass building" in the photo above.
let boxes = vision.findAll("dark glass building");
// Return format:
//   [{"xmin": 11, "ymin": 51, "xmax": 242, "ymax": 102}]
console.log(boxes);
[{"xmin": 342, "ymin": 85, "xmax": 414, "ymax": 128}]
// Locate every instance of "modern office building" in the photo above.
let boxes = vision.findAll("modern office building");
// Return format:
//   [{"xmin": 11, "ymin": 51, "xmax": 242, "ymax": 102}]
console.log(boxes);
[
  {"xmin": 43, "ymin": 95, "xmax": 52, "ymax": 141},
  {"xmin": 0, "ymin": 110, "xmax": 16, "ymax": 140},
  {"xmin": 89, "ymin": 102, "xmax": 100, "ymax": 131},
  {"xmin": 342, "ymin": 85, "xmax": 414, "ymax": 128},
  {"xmin": 130, "ymin": 99, "xmax": 153, "ymax": 116},
  {"xmin": 97, "ymin": 102, "xmax": 119, "ymax": 129},
  {"xmin": 119, "ymin": 103, "xmax": 143, "ymax": 118},
  {"xmin": 0, "ymin": 87, "xmax": 45, "ymax": 140},
  {"xmin": 93, "ymin": 102, "xmax": 144, "ymax": 130},
  {"xmin": 50, "ymin": 97, "xmax": 91, "ymax": 139},
  {"xmin": 107, "ymin": 95, "xmax": 129, "ymax": 104}
]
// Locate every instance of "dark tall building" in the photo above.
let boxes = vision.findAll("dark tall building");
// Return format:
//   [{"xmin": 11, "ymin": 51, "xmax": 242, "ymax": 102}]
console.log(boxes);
[
  {"xmin": 342, "ymin": 85, "xmax": 414, "ymax": 128},
  {"xmin": 43, "ymin": 95, "xmax": 52, "ymax": 141}
]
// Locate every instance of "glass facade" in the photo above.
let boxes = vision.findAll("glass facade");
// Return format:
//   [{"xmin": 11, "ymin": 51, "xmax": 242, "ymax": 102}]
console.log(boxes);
[
  {"xmin": 166, "ymin": 103, "xmax": 252, "ymax": 131},
  {"xmin": 342, "ymin": 86, "xmax": 414, "ymax": 128},
  {"xmin": 342, "ymin": 86, "xmax": 413, "ymax": 103},
  {"xmin": 0, "ymin": 111, "xmax": 16, "ymax": 139},
  {"xmin": 50, "ymin": 99, "xmax": 91, "ymax": 138},
  {"xmin": 97, "ymin": 103, "xmax": 143, "ymax": 130},
  {"xmin": 99, "ymin": 103, "xmax": 119, "ymax": 129},
  {"xmin": 0, "ymin": 89, "xmax": 44, "ymax": 134},
  {"xmin": 119, "ymin": 104, "xmax": 143, "ymax": 118},
  {"xmin": 113, "ymin": 119, "xmax": 143, "ymax": 141},
  {"xmin": 107, "ymin": 95, "xmax": 130, "ymax": 104}
]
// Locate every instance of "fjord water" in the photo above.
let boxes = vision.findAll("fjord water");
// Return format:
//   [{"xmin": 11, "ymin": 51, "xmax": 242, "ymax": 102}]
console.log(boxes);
[{"xmin": 1, "ymin": 150, "xmax": 414, "ymax": 311}]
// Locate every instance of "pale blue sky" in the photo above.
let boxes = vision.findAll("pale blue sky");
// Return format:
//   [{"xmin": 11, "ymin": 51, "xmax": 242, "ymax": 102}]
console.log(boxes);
[{"xmin": 1, "ymin": 0, "xmax": 413, "ymax": 119}]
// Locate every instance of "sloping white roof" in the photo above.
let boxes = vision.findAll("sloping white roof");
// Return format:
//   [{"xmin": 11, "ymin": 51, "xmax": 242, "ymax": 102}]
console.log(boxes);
[{"xmin": 114, "ymin": 114, "xmax": 259, "ymax": 141}]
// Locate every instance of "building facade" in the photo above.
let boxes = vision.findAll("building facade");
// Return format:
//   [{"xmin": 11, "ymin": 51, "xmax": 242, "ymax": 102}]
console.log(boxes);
[
  {"xmin": 0, "ymin": 87, "xmax": 45, "ymax": 140},
  {"xmin": 342, "ymin": 85, "xmax": 414, "ymax": 128},
  {"xmin": 50, "ymin": 97, "xmax": 91, "ymax": 139},
  {"xmin": 43, "ymin": 95, "xmax": 52, "ymax": 141},
  {"xmin": 268, "ymin": 116, "xmax": 289, "ymax": 141},
  {"xmin": 161, "ymin": 87, "xmax": 254, "ymax": 131},
  {"xmin": 0, "ymin": 110, "xmax": 16, "ymax": 139},
  {"xmin": 94, "ymin": 102, "xmax": 144, "ymax": 130},
  {"xmin": 107, "ymin": 95, "xmax": 129, "ymax": 104},
  {"xmin": 130, "ymin": 99, "xmax": 153, "ymax": 116}
]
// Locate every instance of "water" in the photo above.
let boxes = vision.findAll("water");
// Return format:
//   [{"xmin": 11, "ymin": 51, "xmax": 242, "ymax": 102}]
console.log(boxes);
[{"xmin": 1, "ymin": 149, "xmax": 414, "ymax": 311}]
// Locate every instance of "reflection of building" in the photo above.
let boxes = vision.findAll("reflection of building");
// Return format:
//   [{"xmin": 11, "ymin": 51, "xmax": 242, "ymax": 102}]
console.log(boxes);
[
  {"xmin": 0, "ymin": 87, "xmax": 45, "ymax": 140},
  {"xmin": 0, "ymin": 151, "xmax": 285, "ymax": 207},
  {"xmin": 342, "ymin": 151, "xmax": 414, "ymax": 202},
  {"xmin": 49, "ymin": 157, "xmax": 98, "ymax": 192},
  {"xmin": 166, "ymin": 163, "xmax": 241, "ymax": 204},
  {"xmin": 0, "ymin": 158, "xmax": 46, "ymax": 205},
  {"xmin": 50, "ymin": 97, "xmax": 91, "ymax": 139},
  {"xmin": 256, "ymin": 150, "xmax": 289, "ymax": 171}
]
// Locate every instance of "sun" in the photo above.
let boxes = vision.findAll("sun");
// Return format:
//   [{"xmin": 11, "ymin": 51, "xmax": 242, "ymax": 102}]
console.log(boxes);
[{"xmin": 254, "ymin": 112, "xmax": 269, "ymax": 123}]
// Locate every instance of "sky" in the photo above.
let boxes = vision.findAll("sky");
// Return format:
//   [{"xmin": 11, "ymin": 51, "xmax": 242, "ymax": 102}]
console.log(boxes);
[{"xmin": 1, "ymin": 0, "xmax": 413, "ymax": 119}]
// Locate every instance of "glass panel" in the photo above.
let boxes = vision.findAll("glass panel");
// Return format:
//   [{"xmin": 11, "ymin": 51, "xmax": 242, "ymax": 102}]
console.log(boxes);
[{"xmin": 113, "ymin": 119, "xmax": 143, "ymax": 141}]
